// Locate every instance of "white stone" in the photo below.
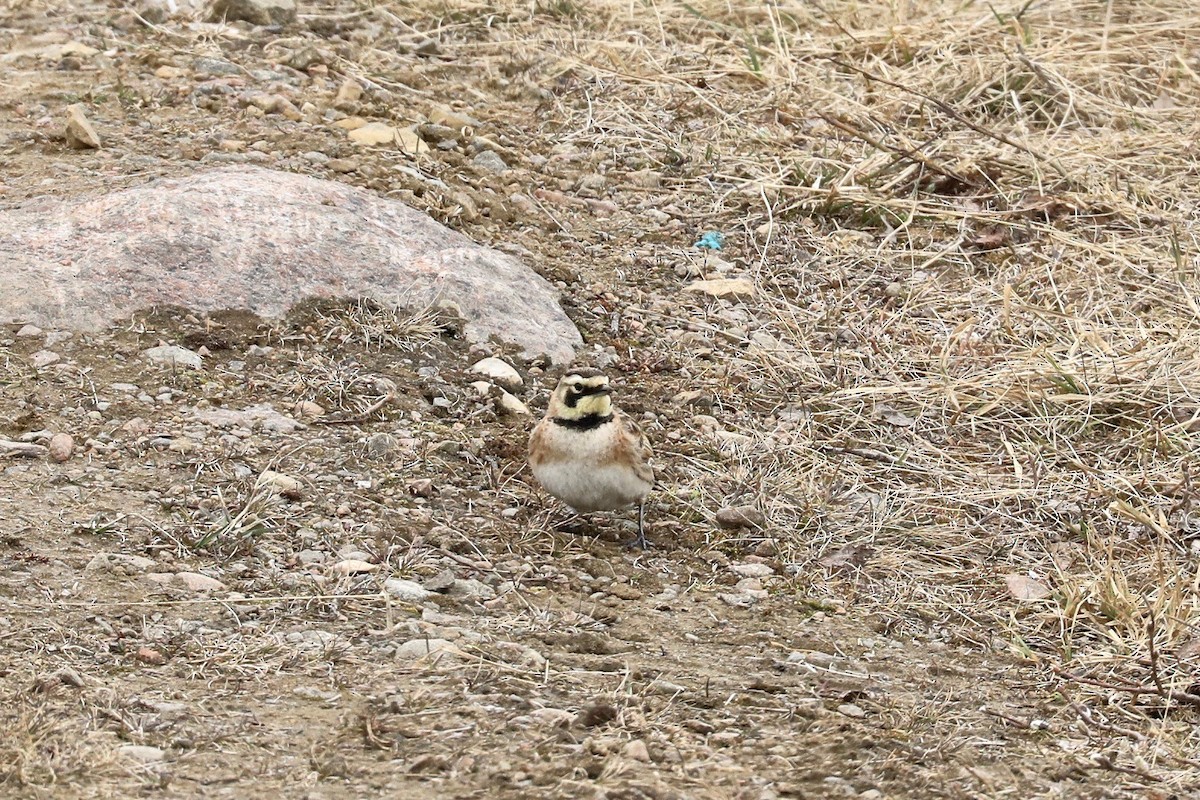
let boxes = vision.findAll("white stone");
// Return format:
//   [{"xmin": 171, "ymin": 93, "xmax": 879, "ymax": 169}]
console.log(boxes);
[
  {"xmin": 144, "ymin": 344, "xmax": 203, "ymax": 369},
  {"xmin": 497, "ymin": 390, "xmax": 530, "ymax": 415},
  {"xmin": 118, "ymin": 745, "xmax": 166, "ymax": 765},
  {"xmin": 395, "ymin": 638, "xmax": 461, "ymax": 661},
  {"xmin": 470, "ymin": 357, "xmax": 523, "ymax": 389},
  {"xmin": 385, "ymin": 578, "xmax": 433, "ymax": 602}
]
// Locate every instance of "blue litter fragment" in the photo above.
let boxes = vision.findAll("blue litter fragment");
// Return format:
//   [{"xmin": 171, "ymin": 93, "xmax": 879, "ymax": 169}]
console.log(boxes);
[{"xmin": 694, "ymin": 231, "xmax": 725, "ymax": 250}]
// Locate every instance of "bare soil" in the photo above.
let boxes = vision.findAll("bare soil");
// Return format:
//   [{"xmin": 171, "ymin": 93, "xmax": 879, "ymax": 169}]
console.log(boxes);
[{"xmin": 2, "ymin": 1, "xmax": 1199, "ymax": 798}]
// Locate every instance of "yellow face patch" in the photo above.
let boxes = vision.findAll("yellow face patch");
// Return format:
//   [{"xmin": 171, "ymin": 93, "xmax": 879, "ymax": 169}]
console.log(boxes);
[{"xmin": 554, "ymin": 374, "xmax": 613, "ymax": 420}]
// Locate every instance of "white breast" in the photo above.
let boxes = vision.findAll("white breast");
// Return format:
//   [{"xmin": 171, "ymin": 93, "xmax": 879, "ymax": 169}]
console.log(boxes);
[{"xmin": 531, "ymin": 422, "xmax": 651, "ymax": 512}]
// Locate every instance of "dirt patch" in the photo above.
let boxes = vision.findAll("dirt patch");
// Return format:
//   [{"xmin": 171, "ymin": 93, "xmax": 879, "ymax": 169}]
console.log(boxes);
[{"xmin": 2, "ymin": 0, "xmax": 1200, "ymax": 798}]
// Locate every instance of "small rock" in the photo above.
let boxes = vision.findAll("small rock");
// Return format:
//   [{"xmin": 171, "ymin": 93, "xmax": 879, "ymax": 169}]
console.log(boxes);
[
  {"xmin": 136, "ymin": 646, "xmax": 166, "ymax": 665},
  {"xmin": 47, "ymin": 433, "xmax": 74, "ymax": 463},
  {"xmin": 15, "ymin": 324, "xmax": 43, "ymax": 338},
  {"xmin": 292, "ymin": 400, "xmax": 325, "ymax": 420},
  {"xmin": 118, "ymin": 745, "xmax": 166, "ymax": 765},
  {"xmin": 683, "ymin": 277, "xmax": 755, "ymax": 299},
  {"xmin": 470, "ymin": 357, "xmax": 523, "ymax": 389},
  {"xmin": 31, "ymin": 350, "xmax": 60, "ymax": 368},
  {"xmin": 395, "ymin": 638, "xmax": 460, "ymax": 661},
  {"xmin": 497, "ymin": 390, "xmax": 530, "ymax": 416},
  {"xmin": 628, "ymin": 169, "xmax": 662, "ymax": 188},
  {"xmin": 330, "ymin": 559, "xmax": 377, "ymax": 576},
  {"xmin": 522, "ymin": 708, "xmax": 575, "ymax": 728},
  {"xmin": 86, "ymin": 552, "xmax": 155, "ymax": 574},
  {"xmin": 413, "ymin": 38, "xmax": 441, "ymax": 57},
  {"xmin": 144, "ymin": 344, "xmax": 203, "ymax": 369},
  {"xmin": 327, "ymin": 158, "xmax": 357, "ymax": 173},
  {"xmin": 295, "ymin": 549, "xmax": 326, "ymax": 566},
  {"xmin": 428, "ymin": 105, "xmax": 481, "ymax": 129},
  {"xmin": 172, "ymin": 571, "xmax": 226, "ymax": 592},
  {"xmin": 472, "ymin": 150, "xmax": 508, "ymax": 174},
  {"xmin": 64, "ymin": 104, "xmax": 101, "ymax": 149},
  {"xmin": 423, "ymin": 569, "xmax": 456, "ymax": 593},
  {"xmin": 718, "ymin": 591, "xmax": 762, "ymax": 608},
  {"xmin": 715, "ymin": 506, "xmax": 766, "ymax": 529},
  {"xmin": 577, "ymin": 702, "xmax": 618, "ymax": 728},
  {"xmin": 730, "ymin": 562, "xmax": 774, "ymax": 579},
  {"xmin": 395, "ymin": 126, "xmax": 429, "ymax": 155},
  {"xmin": 468, "ymin": 380, "xmax": 492, "ymax": 398},
  {"xmin": 449, "ymin": 578, "xmax": 496, "ymax": 601},
  {"xmin": 407, "ymin": 478, "xmax": 435, "ymax": 497},
  {"xmin": 333, "ymin": 77, "xmax": 362, "ymax": 110},
  {"xmin": 385, "ymin": 578, "xmax": 433, "ymax": 602},
  {"xmin": 349, "ymin": 122, "xmax": 396, "ymax": 146},
  {"xmin": 837, "ymin": 703, "xmax": 866, "ymax": 718},
  {"xmin": 622, "ymin": 739, "xmax": 652, "ymax": 762},
  {"xmin": 257, "ymin": 470, "xmax": 303, "ymax": 498},
  {"xmin": 208, "ymin": 0, "xmax": 296, "ymax": 25},
  {"xmin": 1004, "ymin": 573, "xmax": 1052, "ymax": 601},
  {"xmin": 416, "ymin": 122, "xmax": 459, "ymax": 147},
  {"xmin": 366, "ymin": 432, "xmax": 399, "ymax": 458}
]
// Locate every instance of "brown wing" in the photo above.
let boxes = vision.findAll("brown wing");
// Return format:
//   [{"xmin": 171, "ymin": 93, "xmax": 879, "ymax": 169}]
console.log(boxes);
[{"xmin": 618, "ymin": 412, "xmax": 655, "ymax": 486}]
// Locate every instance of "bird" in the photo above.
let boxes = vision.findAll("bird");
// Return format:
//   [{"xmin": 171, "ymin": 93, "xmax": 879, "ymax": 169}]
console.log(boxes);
[{"xmin": 528, "ymin": 368, "xmax": 655, "ymax": 549}]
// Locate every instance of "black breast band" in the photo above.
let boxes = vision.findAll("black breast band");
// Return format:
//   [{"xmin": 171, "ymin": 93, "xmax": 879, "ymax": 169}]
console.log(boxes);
[{"xmin": 553, "ymin": 414, "xmax": 613, "ymax": 431}]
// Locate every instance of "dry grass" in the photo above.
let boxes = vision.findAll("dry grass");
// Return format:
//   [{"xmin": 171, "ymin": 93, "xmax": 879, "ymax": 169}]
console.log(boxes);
[
  {"xmin": 5, "ymin": 0, "xmax": 1200, "ymax": 792},
  {"xmin": 409, "ymin": 0, "xmax": 1200, "ymax": 781}
]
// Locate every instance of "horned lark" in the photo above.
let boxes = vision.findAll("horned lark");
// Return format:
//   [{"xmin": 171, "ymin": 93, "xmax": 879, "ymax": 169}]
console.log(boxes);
[{"xmin": 528, "ymin": 368, "xmax": 655, "ymax": 548}]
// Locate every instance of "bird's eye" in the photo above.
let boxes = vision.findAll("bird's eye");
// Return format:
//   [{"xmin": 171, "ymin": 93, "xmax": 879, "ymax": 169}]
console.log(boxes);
[{"xmin": 571, "ymin": 383, "xmax": 583, "ymax": 393}]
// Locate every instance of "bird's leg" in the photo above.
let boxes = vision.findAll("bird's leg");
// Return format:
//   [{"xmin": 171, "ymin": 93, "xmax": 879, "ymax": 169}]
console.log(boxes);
[{"xmin": 624, "ymin": 500, "xmax": 649, "ymax": 550}]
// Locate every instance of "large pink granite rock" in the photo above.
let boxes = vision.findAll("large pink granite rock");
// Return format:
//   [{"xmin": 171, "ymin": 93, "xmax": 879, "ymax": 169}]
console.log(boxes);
[{"xmin": 0, "ymin": 167, "xmax": 581, "ymax": 363}]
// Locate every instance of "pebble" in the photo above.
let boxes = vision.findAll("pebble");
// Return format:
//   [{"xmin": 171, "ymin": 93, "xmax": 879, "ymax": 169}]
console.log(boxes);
[
  {"xmin": 86, "ymin": 552, "xmax": 155, "ymax": 575},
  {"xmin": 207, "ymin": 0, "xmax": 296, "ymax": 25},
  {"xmin": 136, "ymin": 646, "xmax": 166, "ymax": 665},
  {"xmin": 65, "ymin": 104, "xmax": 101, "ymax": 149},
  {"xmin": 628, "ymin": 168, "xmax": 662, "ymax": 188},
  {"xmin": 516, "ymin": 708, "xmax": 574, "ymax": 728},
  {"xmin": 257, "ymin": 470, "xmax": 303, "ymax": 498},
  {"xmin": 469, "ymin": 356, "xmax": 523, "ymax": 389},
  {"xmin": 730, "ymin": 562, "xmax": 774, "ymax": 579},
  {"xmin": 395, "ymin": 638, "xmax": 460, "ymax": 661},
  {"xmin": 15, "ymin": 324, "xmax": 42, "ymax": 338},
  {"xmin": 622, "ymin": 739, "xmax": 652, "ymax": 762},
  {"xmin": 292, "ymin": 400, "xmax": 325, "ymax": 420},
  {"xmin": 349, "ymin": 122, "xmax": 396, "ymax": 146},
  {"xmin": 327, "ymin": 158, "xmax": 357, "ymax": 173},
  {"xmin": 395, "ymin": 127, "xmax": 429, "ymax": 155},
  {"xmin": 497, "ymin": 390, "xmax": 530, "ymax": 416},
  {"xmin": 366, "ymin": 432, "xmax": 399, "ymax": 458},
  {"xmin": 683, "ymin": 277, "xmax": 755, "ymax": 299},
  {"xmin": 172, "ymin": 571, "xmax": 226, "ymax": 592},
  {"xmin": 837, "ymin": 703, "xmax": 866, "ymax": 718},
  {"xmin": 295, "ymin": 549, "xmax": 326, "ymax": 566},
  {"xmin": 333, "ymin": 77, "xmax": 362, "ymax": 110},
  {"xmin": 428, "ymin": 105, "xmax": 481, "ymax": 129},
  {"xmin": 330, "ymin": 559, "xmax": 377, "ymax": 576},
  {"xmin": 31, "ymin": 350, "xmax": 60, "ymax": 368},
  {"xmin": 449, "ymin": 578, "xmax": 496, "ymax": 601},
  {"xmin": 472, "ymin": 150, "xmax": 508, "ymax": 174},
  {"xmin": 144, "ymin": 344, "xmax": 203, "ymax": 369},
  {"xmin": 384, "ymin": 578, "xmax": 433, "ymax": 602},
  {"xmin": 118, "ymin": 745, "xmax": 166, "ymax": 765},
  {"xmin": 47, "ymin": 433, "xmax": 74, "ymax": 462},
  {"xmin": 715, "ymin": 506, "xmax": 767, "ymax": 529},
  {"xmin": 718, "ymin": 591, "xmax": 764, "ymax": 608}
]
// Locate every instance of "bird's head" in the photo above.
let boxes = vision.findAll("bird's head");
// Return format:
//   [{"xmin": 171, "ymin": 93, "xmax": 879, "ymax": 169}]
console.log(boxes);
[{"xmin": 549, "ymin": 369, "xmax": 613, "ymax": 420}]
